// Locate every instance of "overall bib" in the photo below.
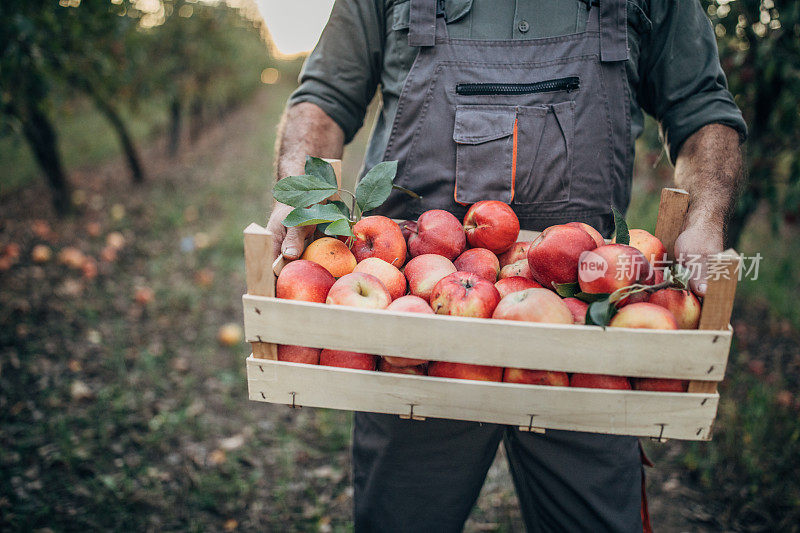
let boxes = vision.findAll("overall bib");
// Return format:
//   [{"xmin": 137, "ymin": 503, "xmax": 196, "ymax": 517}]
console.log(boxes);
[
  {"xmin": 372, "ymin": 0, "xmax": 633, "ymax": 237},
  {"xmin": 353, "ymin": 1, "xmax": 649, "ymax": 531}
]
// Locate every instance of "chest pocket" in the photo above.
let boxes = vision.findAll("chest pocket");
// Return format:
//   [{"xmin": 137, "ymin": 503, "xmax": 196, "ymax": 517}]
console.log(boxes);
[{"xmin": 391, "ymin": 0, "xmax": 473, "ymax": 31}]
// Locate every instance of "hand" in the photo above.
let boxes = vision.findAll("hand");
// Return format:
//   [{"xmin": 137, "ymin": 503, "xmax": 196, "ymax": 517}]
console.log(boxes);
[
  {"xmin": 266, "ymin": 202, "xmax": 315, "ymax": 261},
  {"xmin": 673, "ymin": 222, "xmax": 724, "ymax": 297}
]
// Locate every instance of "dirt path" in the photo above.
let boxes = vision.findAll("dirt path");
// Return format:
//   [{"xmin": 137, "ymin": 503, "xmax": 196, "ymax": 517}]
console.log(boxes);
[{"xmin": 1, "ymin": 85, "xmax": 725, "ymax": 531}]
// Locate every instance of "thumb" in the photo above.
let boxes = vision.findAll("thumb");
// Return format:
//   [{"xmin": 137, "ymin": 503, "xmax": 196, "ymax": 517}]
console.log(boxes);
[
  {"xmin": 281, "ymin": 225, "xmax": 314, "ymax": 260},
  {"xmin": 688, "ymin": 258, "xmax": 708, "ymax": 298}
]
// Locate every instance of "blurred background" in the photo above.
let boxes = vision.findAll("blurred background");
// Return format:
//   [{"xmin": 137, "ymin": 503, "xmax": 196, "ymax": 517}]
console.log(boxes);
[{"xmin": 0, "ymin": 1, "xmax": 798, "ymax": 531}]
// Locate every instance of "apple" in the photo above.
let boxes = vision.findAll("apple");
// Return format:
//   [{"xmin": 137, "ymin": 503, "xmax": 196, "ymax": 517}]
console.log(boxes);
[
  {"xmin": 577, "ymin": 244, "xmax": 652, "ymax": 295},
  {"xmin": 353, "ymin": 257, "xmax": 407, "ymax": 300},
  {"xmin": 463, "ymin": 201, "xmax": 520, "ymax": 254},
  {"xmin": 497, "ymin": 241, "xmax": 531, "ymax": 268},
  {"xmin": 430, "ymin": 271, "xmax": 501, "ymax": 318},
  {"xmin": 632, "ymin": 378, "xmax": 689, "ymax": 392},
  {"xmin": 31, "ymin": 244, "xmax": 52, "ymax": 263},
  {"xmin": 495, "ymin": 277, "xmax": 542, "ymax": 299},
  {"xmin": 565, "ymin": 221, "xmax": 606, "ymax": 247},
  {"xmin": 499, "ymin": 259, "xmax": 535, "ymax": 281},
  {"xmin": 527, "ymin": 224, "xmax": 597, "ymax": 288},
  {"xmin": 378, "ymin": 359, "xmax": 427, "ymax": 375},
  {"xmin": 626, "ymin": 229, "xmax": 668, "ymax": 268},
  {"xmin": 570, "ymin": 373, "xmax": 631, "ymax": 390},
  {"xmin": 608, "ymin": 302, "xmax": 678, "ymax": 330},
  {"xmin": 403, "ymin": 254, "xmax": 457, "ymax": 302},
  {"xmin": 217, "ymin": 323, "xmax": 243, "ymax": 346},
  {"xmin": 648, "ymin": 288, "xmax": 701, "ymax": 329},
  {"xmin": 453, "ymin": 248, "xmax": 500, "ymax": 282},
  {"xmin": 383, "ymin": 296, "xmax": 433, "ymax": 366},
  {"xmin": 276, "ymin": 259, "xmax": 336, "ymax": 303},
  {"xmin": 320, "ymin": 349, "xmax": 377, "ymax": 370},
  {"xmin": 301, "ymin": 237, "xmax": 357, "ymax": 278},
  {"xmin": 428, "ymin": 361, "xmax": 503, "ymax": 382},
  {"xmin": 326, "ymin": 272, "xmax": 392, "ymax": 309},
  {"xmin": 562, "ymin": 297, "xmax": 589, "ymax": 325},
  {"xmin": 503, "ymin": 368, "xmax": 569, "ymax": 386},
  {"xmin": 277, "ymin": 345, "xmax": 320, "ymax": 364},
  {"xmin": 406, "ymin": 210, "xmax": 466, "ymax": 261},
  {"xmin": 491, "ymin": 288, "xmax": 573, "ymax": 324},
  {"xmin": 352, "ymin": 215, "xmax": 407, "ymax": 266}
]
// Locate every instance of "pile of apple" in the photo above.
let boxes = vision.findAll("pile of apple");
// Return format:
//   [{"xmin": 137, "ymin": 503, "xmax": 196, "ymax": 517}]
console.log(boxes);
[{"xmin": 274, "ymin": 201, "xmax": 702, "ymax": 393}]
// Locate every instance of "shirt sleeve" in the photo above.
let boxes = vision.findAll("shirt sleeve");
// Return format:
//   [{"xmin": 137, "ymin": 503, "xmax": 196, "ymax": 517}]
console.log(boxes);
[
  {"xmin": 638, "ymin": 0, "xmax": 747, "ymax": 163},
  {"xmin": 287, "ymin": 0, "xmax": 385, "ymax": 144}
]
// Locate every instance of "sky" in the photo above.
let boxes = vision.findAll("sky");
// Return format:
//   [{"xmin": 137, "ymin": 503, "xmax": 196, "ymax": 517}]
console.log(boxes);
[{"xmin": 255, "ymin": 0, "xmax": 335, "ymax": 57}]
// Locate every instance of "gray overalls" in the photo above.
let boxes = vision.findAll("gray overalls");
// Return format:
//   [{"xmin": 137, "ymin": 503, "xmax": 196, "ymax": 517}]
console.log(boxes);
[{"xmin": 357, "ymin": 0, "xmax": 646, "ymax": 530}]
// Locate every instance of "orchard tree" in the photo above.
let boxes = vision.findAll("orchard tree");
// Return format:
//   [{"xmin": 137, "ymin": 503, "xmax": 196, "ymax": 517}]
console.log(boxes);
[{"xmin": 704, "ymin": 0, "xmax": 800, "ymax": 245}]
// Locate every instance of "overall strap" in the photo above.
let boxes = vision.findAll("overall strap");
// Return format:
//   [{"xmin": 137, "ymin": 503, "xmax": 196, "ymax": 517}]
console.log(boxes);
[
  {"xmin": 408, "ymin": 0, "xmax": 443, "ymax": 47},
  {"xmin": 598, "ymin": 0, "xmax": 629, "ymax": 62}
]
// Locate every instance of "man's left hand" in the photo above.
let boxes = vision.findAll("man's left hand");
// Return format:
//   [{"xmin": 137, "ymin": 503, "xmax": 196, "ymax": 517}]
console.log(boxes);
[{"xmin": 673, "ymin": 221, "xmax": 724, "ymax": 297}]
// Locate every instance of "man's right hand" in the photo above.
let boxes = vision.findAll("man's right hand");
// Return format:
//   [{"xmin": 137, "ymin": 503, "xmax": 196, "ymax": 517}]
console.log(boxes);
[{"xmin": 266, "ymin": 202, "xmax": 315, "ymax": 261}]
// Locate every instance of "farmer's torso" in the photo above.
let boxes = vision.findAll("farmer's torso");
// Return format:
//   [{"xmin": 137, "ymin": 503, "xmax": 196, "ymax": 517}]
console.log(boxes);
[{"xmin": 366, "ymin": 0, "xmax": 644, "ymax": 234}]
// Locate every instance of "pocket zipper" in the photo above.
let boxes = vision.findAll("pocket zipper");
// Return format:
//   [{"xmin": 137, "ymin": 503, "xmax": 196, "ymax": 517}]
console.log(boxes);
[{"xmin": 456, "ymin": 76, "xmax": 580, "ymax": 96}]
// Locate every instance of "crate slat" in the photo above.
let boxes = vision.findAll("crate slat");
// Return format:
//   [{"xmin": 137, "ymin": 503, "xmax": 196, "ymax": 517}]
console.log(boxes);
[
  {"xmin": 243, "ymin": 294, "xmax": 731, "ymax": 380},
  {"xmin": 247, "ymin": 357, "xmax": 718, "ymax": 441}
]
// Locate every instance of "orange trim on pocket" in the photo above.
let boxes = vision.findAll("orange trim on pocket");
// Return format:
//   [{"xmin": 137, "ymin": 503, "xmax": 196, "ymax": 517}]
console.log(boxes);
[{"xmin": 510, "ymin": 117, "xmax": 518, "ymax": 203}]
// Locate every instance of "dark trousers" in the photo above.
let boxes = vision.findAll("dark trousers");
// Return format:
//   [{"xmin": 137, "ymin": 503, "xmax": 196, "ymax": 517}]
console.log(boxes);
[{"xmin": 353, "ymin": 413, "xmax": 644, "ymax": 533}]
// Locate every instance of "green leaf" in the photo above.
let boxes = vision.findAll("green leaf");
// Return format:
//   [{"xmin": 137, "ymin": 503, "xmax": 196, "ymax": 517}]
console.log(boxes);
[
  {"xmin": 585, "ymin": 298, "xmax": 617, "ymax": 327},
  {"xmin": 282, "ymin": 203, "xmax": 349, "ymax": 227},
  {"xmin": 304, "ymin": 156, "xmax": 338, "ymax": 187},
  {"xmin": 552, "ymin": 282, "xmax": 579, "ymax": 298},
  {"xmin": 574, "ymin": 291, "xmax": 609, "ymax": 303},
  {"xmin": 273, "ymin": 174, "xmax": 338, "ymax": 208},
  {"xmin": 392, "ymin": 184, "xmax": 421, "ymax": 199},
  {"xmin": 355, "ymin": 161, "xmax": 398, "ymax": 213},
  {"xmin": 329, "ymin": 200, "xmax": 351, "ymax": 220},
  {"xmin": 670, "ymin": 263, "xmax": 691, "ymax": 290},
  {"xmin": 322, "ymin": 217, "xmax": 354, "ymax": 237},
  {"xmin": 612, "ymin": 206, "xmax": 630, "ymax": 246}
]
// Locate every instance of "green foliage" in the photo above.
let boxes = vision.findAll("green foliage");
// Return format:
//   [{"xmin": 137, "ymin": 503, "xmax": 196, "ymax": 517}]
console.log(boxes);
[
  {"xmin": 585, "ymin": 298, "xmax": 617, "ymax": 327},
  {"xmin": 274, "ymin": 158, "xmax": 408, "ymax": 238},
  {"xmin": 703, "ymin": 0, "xmax": 800, "ymax": 245},
  {"xmin": 612, "ymin": 206, "xmax": 630, "ymax": 246}
]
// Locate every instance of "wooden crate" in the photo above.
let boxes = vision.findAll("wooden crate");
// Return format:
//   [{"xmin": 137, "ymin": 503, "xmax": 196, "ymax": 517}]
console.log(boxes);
[{"xmin": 243, "ymin": 187, "xmax": 741, "ymax": 441}]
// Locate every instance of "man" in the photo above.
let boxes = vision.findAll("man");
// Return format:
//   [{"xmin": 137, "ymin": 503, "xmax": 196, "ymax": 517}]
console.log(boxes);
[{"xmin": 267, "ymin": 0, "xmax": 746, "ymax": 530}]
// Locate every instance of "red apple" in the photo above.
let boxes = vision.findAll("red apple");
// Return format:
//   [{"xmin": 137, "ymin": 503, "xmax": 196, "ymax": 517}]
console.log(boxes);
[
  {"xmin": 527, "ymin": 224, "xmax": 597, "ymax": 288},
  {"xmin": 326, "ymin": 272, "xmax": 392, "ymax": 309},
  {"xmin": 320, "ymin": 349, "xmax": 377, "ymax": 370},
  {"xmin": 648, "ymin": 288, "xmax": 701, "ymax": 329},
  {"xmin": 453, "ymin": 248, "xmax": 500, "ymax": 282},
  {"xmin": 497, "ymin": 241, "xmax": 532, "ymax": 268},
  {"xmin": 383, "ymin": 296, "xmax": 433, "ymax": 366},
  {"xmin": 495, "ymin": 277, "xmax": 542, "ymax": 299},
  {"xmin": 578, "ymin": 244, "xmax": 652, "ymax": 295},
  {"xmin": 403, "ymin": 254, "xmax": 457, "ymax": 302},
  {"xmin": 492, "ymin": 288, "xmax": 573, "ymax": 324},
  {"xmin": 565, "ymin": 222, "xmax": 605, "ymax": 247},
  {"xmin": 503, "ymin": 368, "xmax": 569, "ymax": 386},
  {"xmin": 430, "ymin": 271, "xmax": 501, "ymax": 318},
  {"xmin": 632, "ymin": 378, "xmax": 689, "ymax": 392},
  {"xmin": 353, "ymin": 257, "xmax": 407, "ymax": 300},
  {"xmin": 406, "ymin": 210, "xmax": 466, "ymax": 261},
  {"xmin": 378, "ymin": 359, "xmax": 427, "ymax": 375},
  {"xmin": 499, "ymin": 259, "xmax": 535, "ymax": 281},
  {"xmin": 428, "ymin": 361, "xmax": 503, "ymax": 382},
  {"xmin": 626, "ymin": 229, "xmax": 668, "ymax": 268},
  {"xmin": 608, "ymin": 302, "xmax": 678, "ymax": 330},
  {"xmin": 562, "ymin": 297, "xmax": 589, "ymax": 325},
  {"xmin": 277, "ymin": 345, "xmax": 320, "ymax": 364},
  {"xmin": 276, "ymin": 259, "xmax": 336, "ymax": 303},
  {"xmin": 570, "ymin": 373, "xmax": 631, "ymax": 390},
  {"xmin": 352, "ymin": 215, "xmax": 407, "ymax": 266},
  {"xmin": 463, "ymin": 201, "xmax": 520, "ymax": 254}
]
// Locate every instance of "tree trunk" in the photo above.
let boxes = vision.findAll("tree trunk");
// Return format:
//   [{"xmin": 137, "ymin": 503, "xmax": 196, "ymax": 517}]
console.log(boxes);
[
  {"xmin": 92, "ymin": 94, "xmax": 146, "ymax": 183},
  {"xmin": 20, "ymin": 105, "xmax": 72, "ymax": 216},
  {"xmin": 168, "ymin": 98, "xmax": 182, "ymax": 157},
  {"xmin": 189, "ymin": 97, "xmax": 203, "ymax": 144}
]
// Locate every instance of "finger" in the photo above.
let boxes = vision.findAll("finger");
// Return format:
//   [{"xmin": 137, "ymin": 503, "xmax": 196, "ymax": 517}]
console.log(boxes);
[
  {"xmin": 281, "ymin": 225, "xmax": 313, "ymax": 260},
  {"xmin": 689, "ymin": 258, "xmax": 708, "ymax": 297},
  {"xmin": 266, "ymin": 223, "xmax": 286, "ymax": 262}
]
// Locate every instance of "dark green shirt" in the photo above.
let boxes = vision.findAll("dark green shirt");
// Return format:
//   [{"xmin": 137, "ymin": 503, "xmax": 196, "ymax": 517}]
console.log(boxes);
[{"xmin": 289, "ymin": 0, "xmax": 746, "ymax": 164}]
